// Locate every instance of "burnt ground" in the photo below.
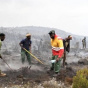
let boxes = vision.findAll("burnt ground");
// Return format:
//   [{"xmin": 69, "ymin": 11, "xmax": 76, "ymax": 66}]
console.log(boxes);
[
  {"xmin": 0, "ymin": 61, "xmax": 88, "ymax": 87},
  {"xmin": 0, "ymin": 67, "xmax": 50, "ymax": 87}
]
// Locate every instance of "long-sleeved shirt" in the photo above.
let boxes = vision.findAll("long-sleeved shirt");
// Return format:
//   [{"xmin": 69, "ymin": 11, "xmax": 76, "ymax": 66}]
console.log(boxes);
[{"xmin": 51, "ymin": 35, "xmax": 64, "ymax": 58}]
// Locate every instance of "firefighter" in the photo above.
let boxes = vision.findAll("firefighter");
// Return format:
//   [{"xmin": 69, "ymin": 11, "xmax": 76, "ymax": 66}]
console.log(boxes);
[
  {"xmin": 63, "ymin": 35, "xmax": 72, "ymax": 67},
  {"xmin": 48, "ymin": 30, "xmax": 64, "ymax": 76},
  {"xmin": 19, "ymin": 33, "xmax": 32, "ymax": 64}
]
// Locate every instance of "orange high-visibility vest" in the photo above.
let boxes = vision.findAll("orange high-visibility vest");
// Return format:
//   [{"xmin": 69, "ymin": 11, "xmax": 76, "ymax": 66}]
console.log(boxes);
[{"xmin": 51, "ymin": 35, "xmax": 64, "ymax": 58}]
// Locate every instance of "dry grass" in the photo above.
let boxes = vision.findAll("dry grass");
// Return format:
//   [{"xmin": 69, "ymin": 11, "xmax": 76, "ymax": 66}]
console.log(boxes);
[{"xmin": 3, "ymin": 78, "xmax": 72, "ymax": 88}]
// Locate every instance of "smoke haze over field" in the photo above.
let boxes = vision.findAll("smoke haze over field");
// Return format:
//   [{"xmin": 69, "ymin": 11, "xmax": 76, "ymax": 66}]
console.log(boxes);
[{"xmin": 0, "ymin": 26, "xmax": 88, "ymax": 71}]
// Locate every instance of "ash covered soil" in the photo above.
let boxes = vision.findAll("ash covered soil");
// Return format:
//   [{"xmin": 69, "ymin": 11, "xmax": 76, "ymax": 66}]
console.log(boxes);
[
  {"xmin": 0, "ymin": 65, "xmax": 74, "ymax": 87},
  {"xmin": 0, "ymin": 66, "xmax": 50, "ymax": 87},
  {"xmin": 0, "ymin": 48, "xmax": 88, "ymax": 87},
  {"xmin": 0, "ymin": 62, "xmax": 88, "ymax": 87}
]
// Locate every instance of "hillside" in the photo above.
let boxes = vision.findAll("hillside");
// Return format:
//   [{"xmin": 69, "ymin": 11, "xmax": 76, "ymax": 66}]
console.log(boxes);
[{"xmin": 0, "ymin": 26, "xmax": 87, "ymax": 50}]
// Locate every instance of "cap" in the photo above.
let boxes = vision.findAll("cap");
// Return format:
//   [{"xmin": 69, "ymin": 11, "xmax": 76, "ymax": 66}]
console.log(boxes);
[
  {"xmin": 48, "ymin": 30, "xmax": 55, "ymax": 34},
  {"xmin": 26, "ymin": 33, "xmax": 31, "ymax": 37}
]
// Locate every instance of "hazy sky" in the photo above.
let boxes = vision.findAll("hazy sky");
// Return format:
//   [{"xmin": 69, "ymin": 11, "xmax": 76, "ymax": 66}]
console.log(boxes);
[{"xmin": 0, "ymin": 0, "xmax": 88, "ymax": 36}]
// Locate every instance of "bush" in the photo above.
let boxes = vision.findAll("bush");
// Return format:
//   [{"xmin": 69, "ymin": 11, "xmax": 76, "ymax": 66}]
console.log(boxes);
[{"xmin": 72, "ymin": 68, "xmax": 88, "ymax": 88}]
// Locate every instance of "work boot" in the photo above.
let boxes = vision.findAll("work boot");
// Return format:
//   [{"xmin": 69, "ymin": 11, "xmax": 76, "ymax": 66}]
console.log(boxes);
[
  {"xmin": 50, "ymin": 67, "xmax": 54, "ymax": 71},
  {"xmin": 0, "ymin": 73, "xmax": 6, "ymax": 77}
]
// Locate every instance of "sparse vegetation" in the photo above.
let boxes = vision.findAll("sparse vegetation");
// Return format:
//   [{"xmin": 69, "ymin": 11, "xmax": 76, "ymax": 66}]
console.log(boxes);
[
  {"xmin": 1, "ymin": 78, "xmax": 72, "ymax": 88},
  {"xmin": 72, "ymin": 68, "xmax": 88, "ymax": 88}
]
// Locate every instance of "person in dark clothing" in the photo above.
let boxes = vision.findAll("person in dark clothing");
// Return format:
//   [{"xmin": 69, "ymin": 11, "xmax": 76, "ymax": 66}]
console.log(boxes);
[
  {"xmin": 63, "ymin": 35, "xmax": 72, "ymax": 67},
  {"xmin": 19, "ymin": 33, "xmax": 32, "ymax": 64},
  {"xmin": 0, "ymin": 33, "xmax": 6, "ymax": 76},
  {"xmin": 82, "ymin": 37, "xmax": 86, "ymax": 49}
]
